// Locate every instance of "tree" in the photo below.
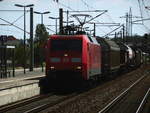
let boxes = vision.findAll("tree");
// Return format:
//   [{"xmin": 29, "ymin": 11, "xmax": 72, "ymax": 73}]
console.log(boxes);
[
  {"xmin": 14, "ymin": 40, "xmax": 30, "ymax": 67},
  {"xmin": 34, "ymin": 24, "xmax": 49, "ymax": 71},
  {"xmin": 35, "ymin": 24, "xmax": 49, "ymax": 46}
]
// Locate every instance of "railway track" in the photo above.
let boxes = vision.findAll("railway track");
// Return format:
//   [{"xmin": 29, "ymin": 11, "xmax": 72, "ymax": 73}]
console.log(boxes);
[
  {"xmin": 24, "ymin": 93, "xmax": 78, "ymax": 113},
  {"xmin": 0, "ymin": 93, "xmax": 53, "ymax": 113},
  {"xmin": 136, "ymin": 88, "xmax": 150, "ymax": 113},
  {"xmin": 0, "ymin": 67, "xmax": 149, "ymax": 113},
  {"xmin": 0, "ymin": 92, "xmax": 77, "ymax": 113},
  {"xmin": 32, "ymin": 66, "xmax": 149, "ymax": 113},
  {"xmin": 98, "ymin": 74, "xmax": 150, "ymax": 113}
]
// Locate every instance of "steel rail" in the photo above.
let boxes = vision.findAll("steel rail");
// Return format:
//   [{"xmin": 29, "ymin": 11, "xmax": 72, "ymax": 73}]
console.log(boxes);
[
  {"xmin": 136, "ymin": 88, "xmax": 150, "ymax": 113},
  {"xmin": 98, "ymin": 75, "xmax": 146, "ymax": 113},
  {"xmin": 23, "ymin": 93, "xmax": 77, "ymax": 113},
  {"xmin": 0, "ymin": 93, "xmax": 53, "ymax": 112},
  {"xmin": 0, "ymin": 95, "xmax": 41, "ymax": 112}
]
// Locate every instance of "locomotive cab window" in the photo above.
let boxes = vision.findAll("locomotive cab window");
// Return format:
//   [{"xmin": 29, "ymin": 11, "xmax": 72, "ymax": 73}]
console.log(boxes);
[{"xmin": 51, "ymin": 39, "xmax": 82, "ymax": 51}]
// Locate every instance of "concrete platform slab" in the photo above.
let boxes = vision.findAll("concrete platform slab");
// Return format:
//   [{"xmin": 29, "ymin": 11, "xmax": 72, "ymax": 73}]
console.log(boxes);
[
  {"xmin": 0, "ymin": 80, "xmax": 40, "ymax": 106},
  {"xmin": 0, "ymin": 67, "xmax": 45, "ymax": 84}
]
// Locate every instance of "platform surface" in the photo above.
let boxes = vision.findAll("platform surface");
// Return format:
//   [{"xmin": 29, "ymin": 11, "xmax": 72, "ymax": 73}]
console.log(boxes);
[{"xmin": 0, "ymin": 67, "xmax": 45, "ymax": 86}]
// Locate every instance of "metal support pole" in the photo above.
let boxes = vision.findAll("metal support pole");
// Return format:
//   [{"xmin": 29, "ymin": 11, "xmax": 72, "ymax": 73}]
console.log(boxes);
[
  {"xmin": 93, "ymin": 23, "xmax": 96, "ymax": 37},
  {"xmin": 4, "ymin": 47, "xmax": 7, "ymax": 78},
  {"xmin": 56, "ymin": 19, "xmax": 57, "ymax": 34},
  {"xmin": 126, "ymin": 13, "xmax": 128, "ymax": 44},
  {"xmin": 41, "ymin": 14, "xmax": 43, "ymax": 24},
  {"xmin": 14, "ymin": 4, "xmax": 34, "ymax": 74},
  {"xmin": 34, "ymin": 11, "xmax": 50, "ymax": 25},
  {"xmin": 131, "ymin": 13, "xmax": 132, "ymax": 38},
  {"xmin": 115, "ymin": 32, "xmax": 117, "ymax": 39},
  {"xmin": 24, "ymin": 7, "xmax": 26, "ymax": 74},
  {"xmin": 120, "ymin": 31, "xmax": 122, "ymax": 39},
  {"xmin": 59, "ymin": 8, "xmax": 63, "ymax": 34},
  {"xmin": 122, "ymin": 24, "xmax": 125, "ymax": 43},
  {"xmin": 30, "ymin": 7, "xmax": 34, "ymax": 71},
  {"xmin": 67, "ymin": 10, "xmax": 69, "ymax": 26},
  {"xmin": 12, "ymin": 49, "xmax": 15, "ymax": 77}
]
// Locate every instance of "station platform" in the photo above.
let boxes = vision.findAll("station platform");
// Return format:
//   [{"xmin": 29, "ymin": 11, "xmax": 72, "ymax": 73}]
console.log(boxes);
[
  {"xmin": 0, "ymin": 67, "xmax": 45, "ymax": 84},
  {"xmin": 0, "ymin": 68, "xmax": 44, "ymax": 106}
]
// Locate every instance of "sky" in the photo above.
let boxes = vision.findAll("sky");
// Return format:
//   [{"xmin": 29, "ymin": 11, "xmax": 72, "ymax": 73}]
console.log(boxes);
[{"xmin": 0, "ymin": 0, "xmax": 150, "ymax": 39}]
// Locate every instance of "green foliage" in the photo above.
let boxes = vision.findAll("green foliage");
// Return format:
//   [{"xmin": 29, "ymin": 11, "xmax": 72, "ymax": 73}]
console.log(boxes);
[
  {"xmin": 35, "ymin": 24, "xmax": 49, "ymax": 46},
  {"xmin": 14, "ymin": 42, "xmax": 30, "ymax": 67},
  {"xmin": 34, "ymin": 24, "xmax": 49, "ymax": 66}
]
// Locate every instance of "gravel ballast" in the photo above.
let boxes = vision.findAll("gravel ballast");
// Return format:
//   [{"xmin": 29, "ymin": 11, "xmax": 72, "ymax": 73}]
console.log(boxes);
[{"xmin": 41, "ymin": 66, "xmax": 150, "ymax": 113}]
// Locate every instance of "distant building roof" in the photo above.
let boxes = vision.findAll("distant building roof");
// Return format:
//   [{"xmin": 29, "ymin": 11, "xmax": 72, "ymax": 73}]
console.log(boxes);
[{"xmin": 7, "ymin": 36, "xmax": 18, "ymax": 41}]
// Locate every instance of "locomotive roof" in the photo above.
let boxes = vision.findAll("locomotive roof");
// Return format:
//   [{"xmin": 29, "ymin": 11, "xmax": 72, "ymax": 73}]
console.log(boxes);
[
  {"xmin": 50, "ymin": 34, "xmax": 84, "ymax": 38},
  {"xmin": 49, "ymin": 34, "xmax": 99, "ymax": 45}
]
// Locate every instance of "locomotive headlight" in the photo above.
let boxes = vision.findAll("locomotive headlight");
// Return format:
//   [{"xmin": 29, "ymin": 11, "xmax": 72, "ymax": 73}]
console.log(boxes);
[
  {"xmin": 76, "ymin": 66, "xmax": 82, "ymax": 70},
  {"xmin": 50, "ymin": 66, "xmax": 55, "ymax": 70},
  {"xmin": 64, "ymin": 54, "xmax": 68, "ymax": 57}
]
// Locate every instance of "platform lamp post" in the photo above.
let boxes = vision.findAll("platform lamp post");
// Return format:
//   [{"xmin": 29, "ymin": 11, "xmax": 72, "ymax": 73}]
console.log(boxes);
[
  {"xmin": 49, "ymin": 17, "xmax": 59, "ymax": 34},
  {"xmin": 34, "ymin": 11, "xmax": 50, "ymax": 24},
  {"xmin": 15, "ymin": 4, "xmax": 34, "ymax": 74},
  {"xmin": 34, "ymin": 11, "xmax": 50, "ymax": 72}
]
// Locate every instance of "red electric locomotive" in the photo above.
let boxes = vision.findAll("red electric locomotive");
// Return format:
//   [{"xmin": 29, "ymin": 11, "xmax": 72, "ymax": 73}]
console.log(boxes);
[{"xmin": 45, "ymin": 34, "xmax": 101, "ymax": 83}]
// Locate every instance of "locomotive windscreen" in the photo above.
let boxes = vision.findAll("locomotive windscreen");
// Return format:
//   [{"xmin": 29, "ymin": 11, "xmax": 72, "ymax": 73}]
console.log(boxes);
[{"xmin": 51, "ymin": 39, "xmax": 82, "ymax": 51}]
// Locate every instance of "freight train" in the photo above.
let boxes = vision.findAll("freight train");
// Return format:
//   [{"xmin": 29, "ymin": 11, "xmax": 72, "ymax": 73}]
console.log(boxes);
[{"xmin": 44, "ymin": 34, "xmax": 143, "ymax": 86}]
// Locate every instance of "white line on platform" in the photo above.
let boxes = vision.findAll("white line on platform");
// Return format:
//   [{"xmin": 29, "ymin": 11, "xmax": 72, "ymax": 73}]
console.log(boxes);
[{"xmin": 0, "ymin": 75, "xmax": 45, "ymax": 84}]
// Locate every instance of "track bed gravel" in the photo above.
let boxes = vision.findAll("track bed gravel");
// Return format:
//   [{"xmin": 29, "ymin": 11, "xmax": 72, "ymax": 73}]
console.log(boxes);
[
  {"xmin": 141, "ymin": 89, "xmax": 150, "ymax": 113},
  {"xmin": 40, "ymin": 65, "xmax": 150, "ymax": 113},
  {"xmin": 104, "ymin": 73, "xmax": 150, "ymax": 113}
]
